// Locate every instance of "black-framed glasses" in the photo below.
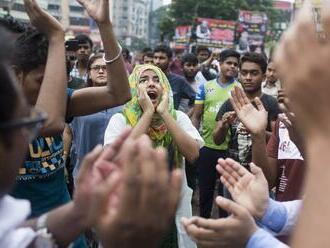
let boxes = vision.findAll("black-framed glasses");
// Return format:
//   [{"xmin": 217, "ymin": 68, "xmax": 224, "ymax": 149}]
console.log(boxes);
[
  {"xmin": 0, "ymin": 108, "xmax": 48, "ymax": 142},
  {"xmin": 90, "ymin": 65, "xmax": 107, "ymax": 72}
]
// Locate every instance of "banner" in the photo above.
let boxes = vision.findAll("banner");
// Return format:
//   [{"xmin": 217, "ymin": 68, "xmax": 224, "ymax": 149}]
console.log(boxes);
[
  {"xmin": 173, "ymin": 25, "xmax": 192, "ymax": 49},
  {"xmin": 238, "ymin": 10, "xmax": 268, "ymax": 52},
  {"xmin": 193, "ymin": 18, "xmax": 236, "ymax": 48}
]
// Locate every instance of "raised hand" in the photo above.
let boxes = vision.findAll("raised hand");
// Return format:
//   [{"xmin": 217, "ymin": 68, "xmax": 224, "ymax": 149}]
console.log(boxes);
[
  {"xmin": 76, "ymin": 0, "xmax": 110, "ymax": 24},
  {"xmin": 230, "ymin": 86, "xmax": 267, "ymax": 136},
  {"xmin": 156, "ymin": 92, "xmax": 169, "ymax": 116},
  {"xmin": 72, "ymin": 129, "xmax": 132, "ymax": 227},
  {"xmin": 274, "ymin": 2, "xmax": 330, "ymax": 137},
  {"xmin": 23, "ymin": 0, "xmax": 64, "ymax": 37},
  {"xmin": 222, "ymin": 111, "xmax": 237, "ymax": 126},
  {"xmin": 182, "ymin": 196, "xmax": 257, "ymax": 248},
  {"xmin": 217, "ymin": 158, "xmax": 269, "ymax": 219},
  {"xmin": 138, "ymin": 84, "xmax": 155, "ymax": 115},
  {"xmin": 95, "ymin": 135, "xmax": 182, "ymax": 248}
]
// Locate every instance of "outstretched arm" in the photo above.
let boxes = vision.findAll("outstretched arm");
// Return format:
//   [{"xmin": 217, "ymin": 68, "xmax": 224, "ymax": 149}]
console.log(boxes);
[
  {"xmin": 67, "ymin": 0, "xmax": 131, "ymax": 117},
  {"xmin": 23, "ymin": 0, "xmax": 66, "ymax": 136}
]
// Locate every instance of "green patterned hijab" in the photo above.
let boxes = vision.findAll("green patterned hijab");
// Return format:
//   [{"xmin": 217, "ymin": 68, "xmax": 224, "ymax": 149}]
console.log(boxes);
[{"xmin": 122, "ymin": 64, "xmax": 183, "ymax": 168}]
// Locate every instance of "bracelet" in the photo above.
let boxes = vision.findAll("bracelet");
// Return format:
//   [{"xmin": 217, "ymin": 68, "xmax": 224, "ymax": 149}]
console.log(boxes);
[{"xmin": 103, "ymin": 43, "xmax": 123, "ymax": 64}]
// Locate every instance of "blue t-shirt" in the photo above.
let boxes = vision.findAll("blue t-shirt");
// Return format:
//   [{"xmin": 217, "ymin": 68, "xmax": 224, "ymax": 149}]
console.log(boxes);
[
  {"xmin": 70, "ymin": 106, "xmax": 123, "ymax": 181},
  {"xmin": 11, "ymin": 89, "xmax": 74, "ymax": 218}
]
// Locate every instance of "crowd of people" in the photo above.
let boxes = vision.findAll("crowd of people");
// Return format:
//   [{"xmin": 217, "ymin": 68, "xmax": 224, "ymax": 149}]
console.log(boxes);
[{"xmin": 1, "ymin": 0, "xmax": 330, "ymax": 247}]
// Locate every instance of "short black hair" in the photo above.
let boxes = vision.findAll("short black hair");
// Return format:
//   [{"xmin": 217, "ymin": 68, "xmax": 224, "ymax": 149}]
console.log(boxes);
[
  {"xmin": 75, "ymin": 33, "xmax": 93, "ymax": 48},
  {"xmin": 12, "ymin": 28, "xmax": 48, "ymax": 73},
  {"xmin": 240, "ymin": 52, "xmax": 268, "ymax": 74},
  {"xmin": 0, "ymin": 15, "xmax": 27, "ymax": 34},
  {"xmin": 196, "ymin": 46, "xmax": 210, "ymax": 55},
  {"xmin": 181, "ymin": 53, "xmax": 198, "ymax": 66},
  {"xmin": 219, "ymin": 49, "xmax": 240, "ymax": 63},
  {"xmin": 142, "ymin": 51, "xmax": 154, "ymax": 60},
  {"xmin": 154, "ymin": 45, "xmax": 173, "ymax": 59}
]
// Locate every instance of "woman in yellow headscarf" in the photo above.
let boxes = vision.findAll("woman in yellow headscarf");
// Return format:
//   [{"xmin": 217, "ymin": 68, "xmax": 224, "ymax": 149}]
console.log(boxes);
[{"xmin": 104, "ymin": 64, "xmax": 204, "ymax": 248}]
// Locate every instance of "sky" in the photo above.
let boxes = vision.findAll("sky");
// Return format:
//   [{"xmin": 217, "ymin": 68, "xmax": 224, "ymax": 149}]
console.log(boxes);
[{"xmin": 163, "ymin": 0, "xmax": 171, "ymax": 5}]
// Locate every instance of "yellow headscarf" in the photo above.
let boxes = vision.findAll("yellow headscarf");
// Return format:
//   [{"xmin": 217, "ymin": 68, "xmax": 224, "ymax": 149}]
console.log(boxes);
[{"xmin": 122, "ymin": 64, "xmax": 183, "ymax": 168}]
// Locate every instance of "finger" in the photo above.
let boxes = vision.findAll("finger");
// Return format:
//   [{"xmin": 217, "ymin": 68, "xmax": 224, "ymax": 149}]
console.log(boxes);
[
  {"xmin": 216, "ymin": 163, "xmax": 238, "ymax": 187},
  {"xmin": 249, "ymin": 163, "xmax": 267, "ymax": 183},
  {"xmin": 217, "ymin": 159, "xmax": 241, "ymax": 181},
  {"xmin": 167, "ymin": 169, "xmax": 183, "ymax": 216},
  {"xmin": 117, "ymin": 139, "xmax": 141, "ymax": 211},
  {"xmin": 215, "ymin": 196, "xmax": 247, "ymax": 217},
  {"xmin": 225, "ymin": 158, "xmax": 250, "ymax": 178},
  {"xmin": 219, "ymin": 176, "xmax": 234, "ymax": 195},
  {"xmin": 183, "ymin": 223, "xmax": 219, "ymax": 243},
  {"xmin": 230, "ymin": 87, "xmax": 242, "ymax": 111},
  {"xmin": 254, "ymin": 97, "xmax": 265, "ymax": 112},
  {"xmin": 98, "ymin": 128, "xmax": 132, "ymax": 162},
  {"xmin": 90, "ymin": 171, "xmax": 122, "ymax": 223},
  {"xmin": 236, "ymin": 86, "xmax": 249, "ymax": 106},
  {"xmin": 76, "ymin": 145, "xmax": 103, "ymax": 185},
  {"xmin": 186, "ymin": 216, "xmax": 227, "ymax": 232},
  {"xmin": 138, "ymin": 136, "xmax": 159, "ymax": 207},
  {"xmin": 154, "ymin": 147, "xmax": 169, "ymax": 189}
]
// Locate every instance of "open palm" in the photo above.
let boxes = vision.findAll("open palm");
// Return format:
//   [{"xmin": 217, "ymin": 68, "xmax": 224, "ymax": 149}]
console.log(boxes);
[
  {"xmin": 77, "ymin": 0, "xmax": 110, "ymax": 24},
  {"xmin": 217, "ymin": 158, "xmax": 269, "ymax": 219},
  {"xmin": 230, "ymin": 87, "xmax": 267, "ymax": 135}
]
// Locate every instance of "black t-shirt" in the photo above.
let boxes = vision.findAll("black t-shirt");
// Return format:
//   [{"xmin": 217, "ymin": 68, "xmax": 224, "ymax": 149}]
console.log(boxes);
[
  {"xmin": 216, "ymin": 94, "xmax": 280, "ymax": 166},
  {"xmin": 167, "ymin": 73, "xmax": 196, "ymax": 110}
]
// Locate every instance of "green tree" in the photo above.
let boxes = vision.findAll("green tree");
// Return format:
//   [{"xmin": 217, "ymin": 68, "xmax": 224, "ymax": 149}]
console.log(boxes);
[{"xmin": 160, "ymin": 0, "xmax": 278, "ymax": 40}]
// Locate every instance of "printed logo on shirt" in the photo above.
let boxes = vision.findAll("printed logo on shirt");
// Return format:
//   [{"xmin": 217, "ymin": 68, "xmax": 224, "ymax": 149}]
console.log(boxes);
[
  {"xmin": 278, "ymin": 122, "xmax": 303, "ymax": 161},
  {"xmin": 17, "ymin": 135, "xmax": 65, "ymax": 181}
]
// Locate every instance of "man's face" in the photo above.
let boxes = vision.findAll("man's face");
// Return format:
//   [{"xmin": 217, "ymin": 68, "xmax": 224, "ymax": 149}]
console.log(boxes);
[
  {"xmin": 143, "ymin": 55, "xmax": 154, "ymax": 65},
  {"xmin": 197, "ymin": 50, "xmax": 210, "ymax": 63},
  {"xmin": 16, "ymin": 65, "xmax": 46, "ymax": 106},
  {"xmin": 220, "ymin": 57, "xmax": 239, "ymax": 79},
  {"xmin": 76, "ymin": 42, "xmax": 92, "ymax": 62},
  {"xmin": 183, "ymin": 62, "xmax": 198, "ymax": 79},
  {"xmin": 239, "ymin": 61, "xmax": 265, "ymax": 93},
  {"xmin": 266, "ymin": 62, "xmax": 278, "ymax": 85},
  {"xmin": 153, "ymin": 52, "xmax": 170, "ymax": 72}
]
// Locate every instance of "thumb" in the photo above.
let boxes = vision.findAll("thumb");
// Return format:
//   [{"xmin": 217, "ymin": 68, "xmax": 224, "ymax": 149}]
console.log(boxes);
[
  {"xmin": 249, "ymin": 163, "xmax": 266, "ymax": 180},
  {"xmin": 215, "ymin": 196, "xmax": 246, "ymax": 217}
]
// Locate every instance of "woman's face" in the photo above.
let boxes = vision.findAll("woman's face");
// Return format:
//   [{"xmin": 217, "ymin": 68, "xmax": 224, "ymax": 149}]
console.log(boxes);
[
  {"xmin": 139, "ymin": 69, "xmax": 164, "ymax": 106},
  {"xmin": 89, "ymin": 58, "xmax": 107, "ymax": 87}
]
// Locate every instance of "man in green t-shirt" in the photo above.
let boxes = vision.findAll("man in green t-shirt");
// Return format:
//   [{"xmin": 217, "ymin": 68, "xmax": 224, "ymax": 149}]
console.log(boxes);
[{"xmin": 192, "ymin": 49, "xmax": 240, "ymax": 218}]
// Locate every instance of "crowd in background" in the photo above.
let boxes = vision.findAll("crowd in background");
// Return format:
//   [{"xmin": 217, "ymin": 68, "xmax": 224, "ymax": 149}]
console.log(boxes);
[{"xmin": 1, "ymin": 0, "xmax": 330, "ymax": 248}]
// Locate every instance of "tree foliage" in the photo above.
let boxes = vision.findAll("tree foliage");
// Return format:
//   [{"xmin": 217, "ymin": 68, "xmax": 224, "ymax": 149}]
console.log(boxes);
[{"xmin": 160, "ymin": 0, "xmax": 278, "ymax": 39}]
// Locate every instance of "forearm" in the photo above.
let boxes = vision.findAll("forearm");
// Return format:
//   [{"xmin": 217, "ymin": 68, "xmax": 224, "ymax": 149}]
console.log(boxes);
[
  {"xmin": 129, "ymin": 111, "xmax": 153, "ymax": 140},
  {"xmin": 22, "ymin": 202, "xmax": 87, "ymax": 247},
  {"xmin": 63, "ymin": 124, "xmax": 72, "ymax": 156},
  {"xmin": 252, "ymin": 132, "xmax": 277, "ymax": 187},
  {"xmin": 213, "ymin": 122, "xmax": 229, "ymax": 145},
  {"xmin": 37, "ymin": 34, "xmax": 67, "ymax": 136},
  {"xmin": 98, "ymin": 23, "xmax": 131, "ymax": 104},
  {"xmin": 162, "ymin": 112, "xmax": 199, "ymax": 163},
  {"xmin": 291, "ymin": 137, "xmax": 330, "ymax": 248},
  {"xmin": 191, "ymin": 115, "xmax": 200, "ymax": 129}
]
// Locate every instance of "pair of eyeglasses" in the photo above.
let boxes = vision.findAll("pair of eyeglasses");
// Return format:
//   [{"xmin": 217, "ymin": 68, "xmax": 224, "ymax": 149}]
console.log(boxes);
[
  {"xmin": 90, "ymin": 65, "xmax": 107, "ymax": 72},
  {"xmin": 0, "ymin": 108, "xmax": 48, "ymax": 142}
]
